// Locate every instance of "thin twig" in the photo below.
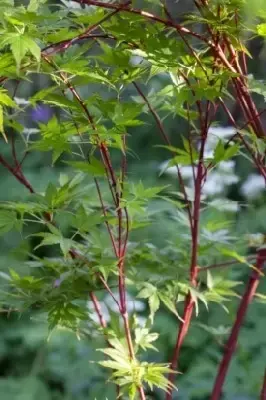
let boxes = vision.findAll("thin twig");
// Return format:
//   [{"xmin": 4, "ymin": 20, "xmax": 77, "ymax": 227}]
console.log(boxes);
[
  {"xmin": 89, "ymin": 292, "xmax": 107, "ymax": 329},
  {"xmin": 132, "ymin": 81, "xmax": 193, "ymax": 229},
  {"xmin": 0, "ymin": 154, "xmax": 34, "ymax": 193},
  {"xmin": 199, "ymin": 255, "xmax": 257, "ymax": 273},
  {"xmin": 42, "ymin": 5, "xmax": 130, "ymax": 56},
  {"xmin": 74, "ymin": 0, "xmax": 208, "ymax": 43}
]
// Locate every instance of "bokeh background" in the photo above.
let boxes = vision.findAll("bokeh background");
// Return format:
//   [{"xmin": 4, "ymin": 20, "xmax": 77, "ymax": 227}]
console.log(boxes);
[{"xmin": 0, "ymin": 1, "xmax": 266, "ymax": 399}]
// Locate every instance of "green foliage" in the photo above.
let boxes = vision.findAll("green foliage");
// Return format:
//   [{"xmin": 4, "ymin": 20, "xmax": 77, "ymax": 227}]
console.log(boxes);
[{"xmin": 98, "ymin": 338, "xmax": 176, "ymax": 399}]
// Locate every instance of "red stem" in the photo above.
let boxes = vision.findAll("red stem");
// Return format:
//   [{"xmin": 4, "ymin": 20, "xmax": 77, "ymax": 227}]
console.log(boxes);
[
  {"xmin": 224, "ymin": 38, "xmax": 265, "ymax": 137},
  {"xmin": 166, "ymin": 116, "xmax": 208, "ymax": 400},
  {"xmin": 210, "ymin": 249, "xmax": 266, "ymax": 400},
  {"xmin": 219, "ymin": 99, "xmax": 266, "ymax": 180},
  {"xmin": 89, "ymin": 292, "xmax": 107, "ymax": 329},
  {"xmin": 0, "ymin": 154, "xmax": 34, "ymax": 193},
  {"xmin": 165, "ymin": 294, "xmax": 194, "ymax": 400},
  {"xmin": 261, "ymin": 369, "xmax": 266, "ymax": 400}
]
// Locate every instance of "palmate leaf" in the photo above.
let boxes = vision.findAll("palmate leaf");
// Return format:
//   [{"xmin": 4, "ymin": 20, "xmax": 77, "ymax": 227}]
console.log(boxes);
[
  {"xmin": 0, "ymin": 89, "xmax": 17, "ymax": 108},
  {"xmin": 257, "ymin": 23, "xmax": 266, "ymax": 36},
  {"xmin": 43, "ymin": 176, "xmax": 87, "ymax": 210},
  {"xmin": 65, "ymin": 158, "xmax": 106, "ymax": 176},
  {"xmin": 57, "ymin": 56, "xmax": 116, "ymax": 88},
  {"xmin": 0, "ymin": 52, "xmax": 17, "ymax": 77},
  {"xmin": 0, "ymin": 33, "xmax": 41, "ymax": 69},
  {"xmin": 134, "ymin": 327, "xmax": 159, "ymax": 352},
  {"xmin": 98, "ymin": 338, "xmax": 177, "ymax": 399},
  {"xmin": 30, "ymin": 86, "xmax": 58, "ymax": 105},
  {"xmin": 137, "ymin": 282, "xmax": 159, "ymax": 322},
  {"xmin": 39, "ymin": 94, "xmax": 80, "ymax": 110},
  {"xmin": 31, "ymin": 116, "xmax": 79, "ymax": 163},
  {"xmin": 47, "ymin": 300, "xmax": 88, "ymax": 331},
  {"xmin": 0, "ymin": 201, "xmax": 48, "ymax": 215},
  {"xmin": 0, "ymin": 210, "xmax": 22, "ymax": 235},
  {"xmin": 45, "ymin": 27, "xmax": 80, "ymax": 43},
  {"xmin": 32, "ymin": 224, "xmax": 75, "ymax": 257},
  {"xmin": 158, "ymin": 291, "xmax": 184, "ymax": 322}
]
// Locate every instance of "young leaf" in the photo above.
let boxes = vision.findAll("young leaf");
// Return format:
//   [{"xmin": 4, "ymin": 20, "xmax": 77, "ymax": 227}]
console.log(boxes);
[
  {"xmin": 1, "ymin": 34, "xmax": 41, "ymax": 69},
  {"xmin": 0, "ymin": 210, "xmax": 20, "ymax": 234},
  {"xmin": 0, "ymin": 89, "xmax": 17, "ymax": 108}
]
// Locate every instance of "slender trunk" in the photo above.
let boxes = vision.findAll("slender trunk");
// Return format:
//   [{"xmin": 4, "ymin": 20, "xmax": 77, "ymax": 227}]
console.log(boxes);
[{"xmin": 210, "ymin": 249, "xmax": 266, "ymax": 400}]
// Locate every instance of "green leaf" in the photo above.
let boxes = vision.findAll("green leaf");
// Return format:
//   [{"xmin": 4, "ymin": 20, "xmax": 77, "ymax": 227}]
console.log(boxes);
[
  {"xmin": 213, "ymin": 140, "xmax": 225, "ymax": 162},
  {"xmin": 223, "ymin": 143, "xmax": 239, "ymax": 160},
  {"xmin": 0, "ymin": 89, "xmax": 17, "ymax": 108},
  {"xmin": 47, "ymin": 301, "xmax": 87, "ymax": 331},
  {"xmin": 137, "ymin": 283, "xmax": 156, "ymax": 299},
  {"xmin": 34, "ymin": 233, "xmax": 61, "ymax": 248},
  {"xmin": 219, "ymin": 248, "xmax": 258, "ymax": 272},
  {"xmin": 128, "ymin": 384, "xmax": 137, "ymax": 400},
  {"xmin": 214, "ymin": 140, "xmax": 239, "ymax": 163},
  {"xmin": 41, "ymin": 94, "xmax": 80, "ymax": 110},
  {"xmin": 257, "ymin": 23, "xmax": 266, "ymax": 36},
  {"xmin": 22, "ymin": 37, "xmax": 41, "ymax": 63},
  {"xmin": 0, "ymin": 88, "xmax": 18, "ymax": 141},
  {"xmin": 148, "ymin": 293, "xmax": 160, "ymax": 321},
  {"xmin": 65, "ymin": 158, "xmax": 106, "ymax": 176},
  {"xmin": 1, "ymin": 34, "xmax": 41, "ymax": 69},
  {"xmin": 0, "ymin": 210, "xmax": 20, "ymax": 234},
  {"xmin": 135, "ymin": 327, "xmax": 159, "ymax": 352},
  {"xmin": 137, "ymin": 283, "xmax": 159, "ymax": 322},
  {"xmin": 247, "ymin": 76, "xmax": 266, "ymax": 100},
  {"xmin": 0, "ymin": 105, "xmax": 6, "ymax": 142},
  {"xmin": 190, "ymin": 287, "xmax": 208, "ymax": 316},
  {"xmin": 30, "ymin": 86, "xmax": 58, "ymax": 104},
  {"xmin": 158, "ymin": 292, "xmax": 184, "ymax": 322},
  {"xmin": 206, "ymin": 270, "xmax": 214, "ymax": 290},
  {"xmin": 27, "ymin": 0, "xmax": 38, "ymax": 11}
]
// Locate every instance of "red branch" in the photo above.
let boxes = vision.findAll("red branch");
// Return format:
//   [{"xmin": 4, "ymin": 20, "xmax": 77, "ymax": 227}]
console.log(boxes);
[
  {"xmin": 210, "ymin": 248, "xmax": 266, "ymax": 400},
  {"xmin": 0, "ymin": 154, "xmax": 34, "ymax": 193},
  {"xmin": 89, "ymin": 292, "xmax": 107, "ymax": 329},
  {"xmin": 261, "ymin": 369, "xmax": 266, "ymax": 400},
  {"xmin": 74, "ymin": 0, "xmax": 206, "ymax": 42},
  {"xmin": 166, "ymin": 130, "xmax": 208, "ymax": 400}
]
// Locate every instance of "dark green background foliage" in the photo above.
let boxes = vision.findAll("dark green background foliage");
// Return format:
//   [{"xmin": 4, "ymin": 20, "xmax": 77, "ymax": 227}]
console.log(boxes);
[{"xmin": 0, "ymin": 0, "xmax": 266, "ymax": 399}]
